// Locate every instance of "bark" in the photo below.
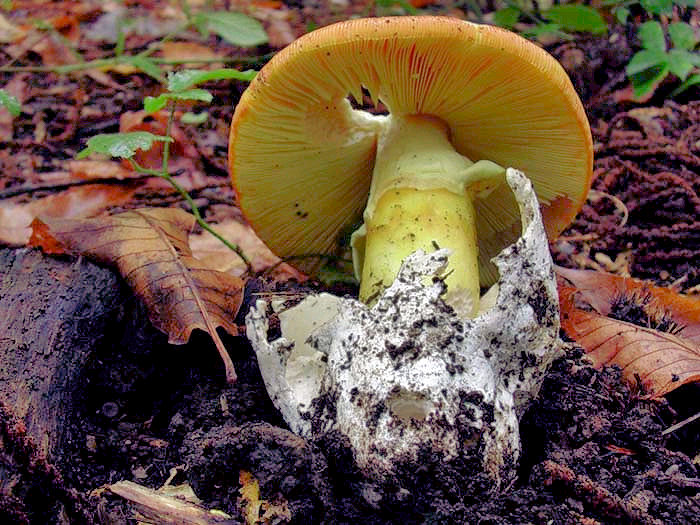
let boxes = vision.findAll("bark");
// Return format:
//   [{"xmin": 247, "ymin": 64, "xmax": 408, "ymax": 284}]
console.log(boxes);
[
  {"xmin": 0, "ymin": 247, "xmax": 160, "ymax": 522},
  {"xmin": 0, "ymin": 248, "xmax": 130, "ymax": 462}
]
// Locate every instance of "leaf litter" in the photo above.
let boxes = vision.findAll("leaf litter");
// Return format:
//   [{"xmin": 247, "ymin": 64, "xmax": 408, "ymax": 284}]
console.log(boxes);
[
  {"xmin": 0, "ymin": 1, "xmax": 698, "ymax": 523},
  {"xmin": 557, "ymin": 267, "xmax": 700, "ymax": 397},
  {"xmin": 29, "ymin": 208, "xmax": 244, "ymax": 383}
]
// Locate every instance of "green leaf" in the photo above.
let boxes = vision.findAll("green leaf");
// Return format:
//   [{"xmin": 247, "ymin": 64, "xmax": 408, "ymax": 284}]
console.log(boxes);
[
  {"xmin": 630, "ymin": 63, "xmax": 670, "ymax": 97},
  {"xmin": 0, "ymin": 89, "xmax": 21, "ymax": 117},
  {"xmin": 670, "ymin": 73, "xmax": 700, "ymax": 96},
  {"xmin": 492, "ymin": 7, "xmax": 520, "ymax": 29},
  {"xmin": 640, "ymin": 0, "xmax": 673, "ymax": 16},
  {"xmin": 180, "ymin": 111, "xmax": 209, "ymax": 125},
  {"xmin": 144, "ymin": 89, "xmax": 213, "ymax": 113},
  {"xmin": 522, "ymin": 23, "xmax": 572, "ymax": 42},
  {"xmin": 115, "ymin": 29, "xmax": 126, "ymax": 57},
  {"xmin": 668, "ymin": 23, "xmax": 697, "ymax": 51},
  {"xmin": 167, "ymin": 68, "xmax": 257, "ymax": 92},
  {"xmin": 77, "ymin": 132, "xmax": 173, "ymax": 160},
  {"xmin": 626, "ymin": 49, "xmax": 668, "ymax": 75},
  {"xmin": 615, "ymin": 6, "xmax": 630, "ymax": 25},
  {"xmin": 673, "ymin": 0, "xmax": 697, "ymax": 6},
  {"xmin": 123, "ymin": 55, "xmax": 165, "ymax": 81},
  {"xmin": 543, "ymin": 5, "xmax": 607, "ymax": 34},
  {"xmin": 667, "ymin": 49, "xmax": 696, "ymax": 81},
  {"xmin": 638, "ymin": 21, "xmax": 666, "ymax": 52},
  {"xmin": 194, "ymin": 11, "xmax": 268, "ymax": 47}
]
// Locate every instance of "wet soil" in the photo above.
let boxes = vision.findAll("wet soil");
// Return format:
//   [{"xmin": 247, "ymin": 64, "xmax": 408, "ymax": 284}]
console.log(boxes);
[{"xmin": 0, "ymin": 3, "xmax": 698, "ymax": 524}]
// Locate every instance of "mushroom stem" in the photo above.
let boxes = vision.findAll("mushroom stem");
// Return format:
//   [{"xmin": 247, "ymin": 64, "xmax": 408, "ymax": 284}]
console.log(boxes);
[{"xmin": 351, "ymin": 115, "xmax": 505, "ymax": 317}]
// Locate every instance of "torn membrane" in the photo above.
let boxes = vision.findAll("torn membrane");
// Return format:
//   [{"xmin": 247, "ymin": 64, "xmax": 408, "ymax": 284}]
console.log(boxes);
[{"xmin": 246, "ymin": 169, "xmax": 563, "ymax": 492}]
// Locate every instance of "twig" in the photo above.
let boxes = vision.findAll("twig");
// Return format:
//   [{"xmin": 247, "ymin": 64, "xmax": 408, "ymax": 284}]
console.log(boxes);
[
  {"xmin": 0, "ymin": 178, "xmax": 136, "ymax": 199},
  {"xmin": 107, "ymin": 480, "xmax": 237, "ymax": 524},
  {"xmin": 0, "ymin": 54, "xmax": 271, "ymax": 74},
  {"xmin": 661, "ymin": 411, "xmax": 700, "ymax": 436},
  {"xmin": 541, "ymin": 460, "xmax": 664, "ymax": 525}
]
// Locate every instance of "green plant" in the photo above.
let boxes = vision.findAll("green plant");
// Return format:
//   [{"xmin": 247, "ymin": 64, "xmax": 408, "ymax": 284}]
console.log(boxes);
[
  {"xmin": 492, "ymin": 2, "xmax": 607, "ymax": 40},
  {"xmin": 78, "ymin": 68, "xmax": 258, "ymax": 270},
  {"xmin": 2, "ymin": 4, "xmax": 269, "ymax": 268},
  {"xmin": 0, "ymin": 7, "xmax": 268, "ymax": 82},
  {"xmin": 626, "ymin": 20, "xmax": 699, "ymax": 96},
  {"xmin": 606, "ymin": 0, "xmax": 696, "ymax": 24},
  {"xmin": 0, "ymin": 89, "xmax": 20, "ymax": 117}
]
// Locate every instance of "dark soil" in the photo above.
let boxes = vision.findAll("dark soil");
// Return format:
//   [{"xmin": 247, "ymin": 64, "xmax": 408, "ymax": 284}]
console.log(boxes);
[{"xmin": 0, "ymin": 2, "xmax": 698, "ymax": 524}]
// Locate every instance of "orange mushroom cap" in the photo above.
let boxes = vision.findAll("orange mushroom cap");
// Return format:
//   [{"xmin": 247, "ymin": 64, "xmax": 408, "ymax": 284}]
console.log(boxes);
[{"xmin": 229, "ymin": 16, "xmax": 593, "ymax": 285}]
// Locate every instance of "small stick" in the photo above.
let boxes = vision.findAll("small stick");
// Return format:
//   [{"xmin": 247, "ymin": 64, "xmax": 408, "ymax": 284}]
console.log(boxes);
[
  {"xmin": 107, "ymin": 480, "xmax": 237, "ymax": 525},
  {"xmin": 661, "ymin": 411, "xmax": 700, "ymax": 436}
]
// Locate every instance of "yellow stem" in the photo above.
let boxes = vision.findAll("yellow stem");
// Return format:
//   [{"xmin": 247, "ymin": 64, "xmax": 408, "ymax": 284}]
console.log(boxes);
[
  {"xmin": 351, "ymin": 114, "xmax": 503, "ymax": 317},
  {"xmin": 361, "ymin": 186, "xmax": 479, "ymax": 316}
]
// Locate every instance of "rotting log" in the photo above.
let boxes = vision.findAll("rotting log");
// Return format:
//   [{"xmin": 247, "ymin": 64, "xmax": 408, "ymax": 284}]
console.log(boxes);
[
  {"xmin": 0, "ymin": 247, "xmax": 160, "ymax": 522},
  {"xmin": 0, "ymin": 248, "xmax": 131, "ymax": 461}
]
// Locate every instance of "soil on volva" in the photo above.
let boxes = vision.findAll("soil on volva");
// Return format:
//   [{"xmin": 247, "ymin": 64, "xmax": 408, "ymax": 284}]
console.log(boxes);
[{"xmin": 0, "ymin": 5, "xmax": 699, "ymax": 525}]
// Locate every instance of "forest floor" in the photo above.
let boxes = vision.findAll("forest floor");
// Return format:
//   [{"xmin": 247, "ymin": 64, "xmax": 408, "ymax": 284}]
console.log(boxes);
[{"xmin": 0, "ymin": 1, "xmax": 698, "ymax": 524}]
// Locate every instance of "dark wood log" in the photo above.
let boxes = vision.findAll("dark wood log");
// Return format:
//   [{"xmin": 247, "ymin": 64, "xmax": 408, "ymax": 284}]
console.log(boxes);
[
  {"xmin": 0, "ymin": 248, "xmax": 131, "ymax": 461},
  {"xmin": 0, "ymin": 247, "xmax": 161, "ymax": 523}
]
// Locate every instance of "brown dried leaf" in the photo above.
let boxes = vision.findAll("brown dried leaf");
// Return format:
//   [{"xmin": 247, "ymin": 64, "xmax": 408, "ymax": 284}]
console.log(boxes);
[
  {"xmin": 188, "ymin": 218, "xmax": 305, "ymax": 280},
  {"xmin": 250, "ymin": 5, "xmax": 295, "ymax": 48},
  {"xmin": 29, "ymin": 208, "xmax": 244, "ymax": 382},
  {"xmin": 0, "ymin": 73, "xmax": 29, "ymax": 141},
  {"xmin": 0, "ymin": 13, "xmax": 26, "ymax": 43},
  {"xmin": 559, "ymin": 283, "xmax": 700, "ymax": 398},
  {"xmin": 119, "ymin": 110, "xmax": 200, "ymax": 171},
  {"xmin": 0, "ymin": 184, "xmax": 139, "ymax": 246},
  {"xmin": 159, "ymin": 41, "xmax": 223, "ymax": 66},
  {"xmin": 66, "ymin": 160, "xmax": 140, "ymax": 181},
  {"xmin": 556, "ymin": 266, "xmax": 700, "ymax": 343}
]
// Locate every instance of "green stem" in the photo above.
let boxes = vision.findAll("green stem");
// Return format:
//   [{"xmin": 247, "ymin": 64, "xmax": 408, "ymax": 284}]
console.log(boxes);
[
  {"xmin": 128, "ymin": 155, "xmax": 252, "ymax": 271},
  {"xmin": 0, "ymin": 55, "xmax": 270, "ymax": 74}
]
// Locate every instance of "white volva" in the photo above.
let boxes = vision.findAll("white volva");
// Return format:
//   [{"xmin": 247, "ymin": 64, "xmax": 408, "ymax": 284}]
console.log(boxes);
[{"xmin": 246, "ymin": 169, "xmax": 563, "ymax": 492}]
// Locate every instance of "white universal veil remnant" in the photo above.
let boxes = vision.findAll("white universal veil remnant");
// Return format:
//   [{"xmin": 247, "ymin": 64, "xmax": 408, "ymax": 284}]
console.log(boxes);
[
  {"xmin": 229, "ymin": 17, "xmax": 593, "ymax": 488},
  {"xmin": 247, "ymin": 169, "xmax": 560, "ymax": 488}
]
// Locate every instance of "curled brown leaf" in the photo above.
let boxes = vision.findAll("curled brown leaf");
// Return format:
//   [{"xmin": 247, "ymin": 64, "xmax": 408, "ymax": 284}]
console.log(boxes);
[
  {"xmin": 30, "ymin": 208, "xmax": 244, "ymax": 383},
  {"xmin": 557, "ymin": 268, "xmax": 700, "ymax": 397}
]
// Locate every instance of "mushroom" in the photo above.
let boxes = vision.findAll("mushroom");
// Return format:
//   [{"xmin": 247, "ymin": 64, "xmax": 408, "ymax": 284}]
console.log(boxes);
[{"xmin": 229, "ymin": 16, "xmax": 592, "ymax": 316}]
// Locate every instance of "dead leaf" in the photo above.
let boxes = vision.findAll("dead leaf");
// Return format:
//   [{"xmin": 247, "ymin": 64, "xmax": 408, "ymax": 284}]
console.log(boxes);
[
  {"xmin": 558, "ymin": 280, "xmax": 700, "ymax": 398},
  {"xmin": 188, "ymin": 218, "xmax": 305, "ymax": 280},
  {"xmin": 238, "ymin": 470, "xmax": 291, "ymax": 524},
  {"xmin": 119, "ymin": 110, "xmax": 201, "ymax": 172},
  {"xmin": 0, "ymin": 184, "xmax": 139, "ymax": 246},
  {"xmin": 556, "ymin": 266, "xmax": 700, "ymax": 344},
  {"xmin": 238, "ymin": 470, "xmax": 263, "ymax": 525},
  {"xmin": 0, "ymin": 73, "xmax": 30, "ymax": 141},
  {"xmin": 107, "ymin": 480, "xmax": 233, "ymax": 523},
  {"xmin": 31, "ymin": 31, "xmax": 77, "ymax": 67},
  {"xmin": 29, "ymin": 208, "xmax": 244, "ymax": 383},
  {"xmin": 250, "ymin": 6, "xmax": 295, "ymax": 48},
  {"xmin": 46, "ymin": 14, "xmax": 81, "ymax": 43},
  {"xmin": 159, "ymin": 41, "xmax": 223, "ymax": 66},
  {"xmin": 251, "ymin": 0, "xmax": 284, "ymax": 8},
  {"xmin": 66, "ymin": 159, "xmax": 140, "ymax": 181},
  {"xmin": 0, "ymin": 13, "xmax": 26, "ymax": 43},
  {"xmin": 0, "ymin": 202, "xmax": 35, "ymax": 246}
]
